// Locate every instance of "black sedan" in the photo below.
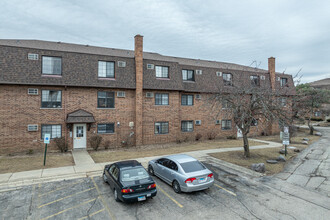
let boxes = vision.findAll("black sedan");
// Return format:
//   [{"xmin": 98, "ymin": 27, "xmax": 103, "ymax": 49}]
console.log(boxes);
[{"xmin": 103, "ymin": 160, "xmax": 157, "ymax": 202}]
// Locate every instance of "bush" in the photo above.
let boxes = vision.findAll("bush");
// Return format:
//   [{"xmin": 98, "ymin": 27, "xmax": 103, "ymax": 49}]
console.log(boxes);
[
  {"xmin": 103, "ymin": 140, "xmax": 111, "ymax": 150},
  {"xmin": 176, "ymin": 139, "xmax": 182, "ymax": 144},
  {"xmin": 195, "ymin": 133, "xmax": 202, "ymax": 141},
  {"xmin": 327, "ymin": 119, "xmax": 330, "ymax": 122},
  {"xmin": 226, "ymin": 135, "xmax": 237, "ymax": 140},
  {"xmin": 53, "ymin": 137, "xmax": 68, "ymax": 153},
  {"xmin": 89, "ymin": 135, "xmax": 102, "ymax": 151},
  {"xmin": 311, "ymin": 117, "xmax": 323, "ymax": 121},
  {"xmin": 27, "ymin": 149, "xmax": 34, "ymax": 155},
  {"xmin": 207, "ymin": 132, "xmax": 216, "ymax": 140}
]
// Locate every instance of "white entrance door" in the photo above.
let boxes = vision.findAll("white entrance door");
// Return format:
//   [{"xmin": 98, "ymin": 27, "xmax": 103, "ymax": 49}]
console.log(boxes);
[
  {"xmin": 73, "ymin": 124, "xmax": 87, "ymax": 149},
  {"xmin": 237, "ymin": 126, "xmax": 243, "ymax": 138}
]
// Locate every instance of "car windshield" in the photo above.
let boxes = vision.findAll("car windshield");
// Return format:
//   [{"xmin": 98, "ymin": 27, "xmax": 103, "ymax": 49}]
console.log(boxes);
[
  {"xmin": 120, "ymin": 167, "xmax": 149, "ymax": 182},
  {"xmin": 180, "ymin": 161, "xmax": 206, "ymax": 173}
]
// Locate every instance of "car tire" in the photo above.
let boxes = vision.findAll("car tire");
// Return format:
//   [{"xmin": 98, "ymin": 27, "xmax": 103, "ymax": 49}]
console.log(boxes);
[
  {"xmin": 103, "ymin": 173, "xmax": 108, "ymax": 184},
  {"xmin": 172, "ymin": 180, "xmax": 181, "ymax": 194},
  {"xmin": 114, "ymin": 189, "xmax": 120, "ymax": 202},
  {"xmin": 148, "ymin": 165, "xmax": 155, "ymax": 176}
]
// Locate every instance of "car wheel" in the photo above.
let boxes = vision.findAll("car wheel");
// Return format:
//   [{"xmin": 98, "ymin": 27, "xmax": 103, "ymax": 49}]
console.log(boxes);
[
  {"xmin": 103, "ymin": 173, "xmax": 108, "ymax": 184},
  {"xmin": 114, "ymin": 189, "xmax": 120, "ymax": 202},
  {"xmin": 172, "ymin": 180, "xmax": 181, "ymax": 194},
  {"xmin": 148, "ymin": 165, "xmax": 155, "ymax": 176}
]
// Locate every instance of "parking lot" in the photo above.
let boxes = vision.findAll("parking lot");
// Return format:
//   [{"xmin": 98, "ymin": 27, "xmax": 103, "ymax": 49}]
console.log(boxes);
[{"xmin": 1, "ymin": 160, "xmax": 329, "ymax": 220}]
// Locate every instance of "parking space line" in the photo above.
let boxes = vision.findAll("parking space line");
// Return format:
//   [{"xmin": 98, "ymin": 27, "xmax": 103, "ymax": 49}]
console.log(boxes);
[
  {"xmin": 157, "ymin": 185, "xmax": 183, "ymax": 208},
  {"xmin": 214, "ymin": 184, "xmax": 237, "ymax": 196},
  {"xmin": 38, "ymin": 180, "xmax": 84, "ymax": 197},
  {"xmin": 40, "ymin": 198, "xmax": 96, "ymax": 220},
  {"xmin": 78, "ymin": 208, "xmax": 105, "ymax": 220},
  {"xmin": 91, "ymin": 177, "xmax": 116, "ymax": 220},
  {"xmin": 38, "ymin": 187, "xmax": 96, "ymax": 208}
]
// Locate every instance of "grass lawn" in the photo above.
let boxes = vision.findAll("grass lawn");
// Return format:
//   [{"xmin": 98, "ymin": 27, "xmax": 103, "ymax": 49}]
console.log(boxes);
[
  {"xmin": 210, "ymin": 128, "xmax": 321, "ymax": 175},
  {"xmin": 90, "ymin": 139, "xmax": 265, "ymax": 163},
  {"xmin": 0, "ymin": 152, "xmax": 74, "ymax": 174}
]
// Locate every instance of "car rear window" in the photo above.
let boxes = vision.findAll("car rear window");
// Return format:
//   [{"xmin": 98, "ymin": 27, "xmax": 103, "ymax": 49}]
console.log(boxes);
[
  {"xmin": 120, "ymin": 167, "xmax": 149, "ymax": 182},
  {"xmin": 180, "ymin": 161, "xmax": 206, "ymax": 173}
]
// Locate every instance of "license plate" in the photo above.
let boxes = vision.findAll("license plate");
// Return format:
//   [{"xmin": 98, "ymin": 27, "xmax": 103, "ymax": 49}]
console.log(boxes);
[
  {"xmin": 199, "ymin": 177, "xmax": 207, "ymax": 183},
  {"xmin": 147, "ymin": 193, "xmax": 151, "ymax": 197},
  {"xmin": 138, "ymin": 196, "xmax": 146, "ymax": 201}
]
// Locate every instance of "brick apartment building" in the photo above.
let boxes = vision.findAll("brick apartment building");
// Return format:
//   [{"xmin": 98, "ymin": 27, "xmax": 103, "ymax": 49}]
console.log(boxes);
[{"xmin": 0, "ymin": 35, "xmax": 295, "ymax": 154}]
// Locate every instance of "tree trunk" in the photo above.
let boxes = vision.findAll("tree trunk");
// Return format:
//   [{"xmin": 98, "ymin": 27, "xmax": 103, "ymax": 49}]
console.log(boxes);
[
  {"xmin": 308, "ymin": 118, "xmax": 314, "ymax": 135},
  {"xmin": 243, "ymin": 134, "xmax": 250, "ymax": 158}
]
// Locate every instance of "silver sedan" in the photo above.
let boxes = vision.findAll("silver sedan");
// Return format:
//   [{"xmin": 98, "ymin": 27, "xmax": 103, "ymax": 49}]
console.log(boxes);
[{"xmin": 148, "ymin": 154, "xmax": 214, "ymax": 193}]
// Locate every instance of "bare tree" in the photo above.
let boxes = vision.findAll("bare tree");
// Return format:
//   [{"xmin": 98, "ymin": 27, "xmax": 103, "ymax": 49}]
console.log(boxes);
[
  {"xmin": 294, "ymin": 84, "xmax": 330, "ymax": 134},
  {"xmin": 209, "ymin": 84, "xmax": 292, "ymax": 158}
]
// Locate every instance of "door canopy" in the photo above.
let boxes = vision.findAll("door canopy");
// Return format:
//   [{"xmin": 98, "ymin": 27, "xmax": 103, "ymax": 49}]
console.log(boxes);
[{"xmin": 66, "ymin": 109, "xmax": 95, "ymax": 123}]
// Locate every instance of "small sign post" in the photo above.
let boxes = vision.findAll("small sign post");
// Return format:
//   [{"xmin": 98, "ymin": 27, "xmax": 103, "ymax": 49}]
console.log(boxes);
[
  {"xmin": 43, "ymin": 134, "xmax": 50, "ymax": 166},
  {"xmin": 282, "ymin": 127, "xmax": 290, "ymax": 156}
]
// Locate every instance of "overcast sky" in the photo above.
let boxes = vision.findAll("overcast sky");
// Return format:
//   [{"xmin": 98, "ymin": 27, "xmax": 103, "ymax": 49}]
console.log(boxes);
[{"xmin": 1, "ymin": 0, "xmax": 329, "ymax": 83}]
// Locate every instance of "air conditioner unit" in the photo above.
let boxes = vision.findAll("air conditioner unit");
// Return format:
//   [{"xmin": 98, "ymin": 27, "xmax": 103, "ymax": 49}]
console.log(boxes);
[
  {"xmin": 146, "ymin": 92, "xmax": 154, "ymax": 98},
  {"xmin": 196, "ymin": 70, "xmax": 202, "ymax": 75},
  {"xmin": 28, "ymin": 53, "xmax": 39, "ymax": 60},
  {"xmin": 117, "ymin": 91, "xmax": 126, "ymax": 97},
  {"xmin": 147, "ymin": 64, "xmax": 154, "ymax": 69},
  {"xmin": 260, "ymin": 75, "xmax": 265, "ymax": 80},
  {"xmin": 28, "ymin": 88, "xmax": 38, "ymax": 95},
  {"xmin": 215, "ymin": 120, "xmax": 221, "ymax": 125},
  {"xmin": 195, "ymin": 94, "xmax": 201, "ymax": 99},
  {"xmin": 195, "ymin": 120, "xmax": 201, "ymax": 125},
  {"xmin": 216, "ymin": 72, "xmax": 222, "ymax": 76},
  {"xmin": 118, "ymin": 61, "xmax": 126, "ymax": 67},
  {"xmin": 28, "ymin": 124, "xmax": 38, "ymax": 131},
  {"xmin": 277, "ymin": 77, "xmax": 281, "ymax": 81}
]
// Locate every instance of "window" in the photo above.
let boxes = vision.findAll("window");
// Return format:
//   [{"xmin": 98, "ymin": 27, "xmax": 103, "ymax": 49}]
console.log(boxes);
[
  {"xmin": 155, "ymin": 122, "xmax": 169, "ymax": 134},
  {"xmin": 222, "ymin": 100, "xmax": 231, "ymax": 109},
  {"xmin": 182, "ymin": 70, "xmax": 194, "ymax": 81},
  {"xmin": 181, "ymin": 94, "xmax": 194, "ymax": 106},
  {"xmin": 155, "ymin": 66, "xmax": 169, "ymax": 78},
  {"xmin": 250, "ymin": 75, "xmax": 260, "ymax": 87},
  {"xmin": 98, "ymin": 61, "xmax": 115, "ymax": 78},
  {"xmin": 251, "ymin": 118, "xmax": 258, "ymax": 126},
  {"xmin": 195, "ymin": 94, "xmax": 201, "ymax": 99},
  {"xmin": 166, "ymin": 160, "xmax": 178, "ymax": 171},
  {"xmin": 223, "ymin": 73, "xmax": 232, "ymax": 86},
  {"xmin": 280, "ymin": 97, "xmax": 287, "ymax": 107},
  {"xmin": 41, "ymin": 125, "xmax": 61, "ymax": 139},
  {"xmin": 97, "ymin": 123, "xmax": 115, "ymax": 134},
  {"xmin": 98, "ymin": 91, "xmax": 115, "ymax": 108},
  {"xmin": 28, "ymin": 88, "xmax": 38, "ymax": 95},
  {"xmin": 42, "ymin": 56, "xmax": 61, "ymax": 75},
  {"xmin": 41, "ymin": 90, "xmax": 62, "ymax": 108},
  {"xmin": 280, "ymin": 78, "xmax": 288, "ymax": 87},
  {"xmin": 221, "ymin": 120, "xmax": 232, "ymax": 130},
  {"xmin": 155, "ymin": 93, "xmax": 169, "ymax": 105},
  {"xmin": 146, "ymin": 92, "xmax": 154, "ymax": 98},
  {"xmin": 181, "ymin": 121, "xmax": 193, "ymax": 132},
  {"xmin": 180, "ymin": 161, "xmax": 206, "ymax": 173},
  {"xmin": 314, "ymin": 111, "xmax": 321, "ymax": 117},
  {"xmin": 121, "ymin": 167, "xmax": 149, "ymax": 182}
]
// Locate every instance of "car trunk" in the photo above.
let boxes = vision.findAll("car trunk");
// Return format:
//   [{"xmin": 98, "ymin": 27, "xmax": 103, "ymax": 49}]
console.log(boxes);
[
  {"xmin": 121, "ymin": 178, "xmax": 154, "ymax": 193},
  {"xmin": 186, "ymin": 169, "xmax": 212, "ymax": 185}
]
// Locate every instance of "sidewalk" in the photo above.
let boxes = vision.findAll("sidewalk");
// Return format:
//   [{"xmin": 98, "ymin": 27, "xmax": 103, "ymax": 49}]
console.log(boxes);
[{"xmin": 0, "ymin": 139, "xmax": 281, "ymax": 191}]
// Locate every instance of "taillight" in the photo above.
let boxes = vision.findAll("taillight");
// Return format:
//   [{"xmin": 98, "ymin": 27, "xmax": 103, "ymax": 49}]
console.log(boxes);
[
  {"xmin": 208, "ymin": 173, "xmax": 214, "ymax": 178},
  {"xmin": 185, "ymin": 178, "xmax": 196, "ymax": 183},
  {"xmin": 121, "ymin": 188, "xmax": 134, "ymax": 193},
  {"xmin": 147, "ymin": 183, "xmax": 156, "ymax": 189}
]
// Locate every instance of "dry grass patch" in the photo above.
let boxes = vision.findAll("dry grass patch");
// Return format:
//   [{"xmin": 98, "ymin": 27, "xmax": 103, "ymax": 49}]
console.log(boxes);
[
  {"xmin": 90, "ymin": 139, "xmax": 265, "ymax": 163},
  {"xmin": 0, "ymin": 152, "xmax": 74, "ymax": 174},
  {"xmin": 255, "ymin": 128, "xmax": 320, "ymax": 148},
  {"xmin": 210, "ymin": 128, "xmax": 322, "ymax": 175},
  {"xmin": 210, "ymin": 147, "xmax": 305, "ymax": 175}
]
